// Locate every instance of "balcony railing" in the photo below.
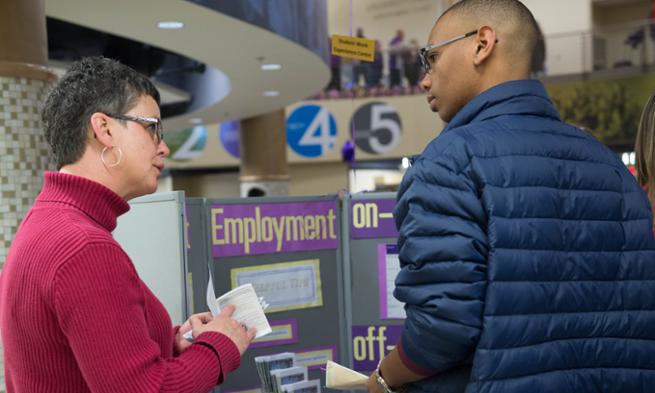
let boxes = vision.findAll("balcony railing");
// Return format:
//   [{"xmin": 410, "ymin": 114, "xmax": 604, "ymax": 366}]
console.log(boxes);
[{"xmin": 315, "ymin": 19, "xmax": 655, "ymax": 100}]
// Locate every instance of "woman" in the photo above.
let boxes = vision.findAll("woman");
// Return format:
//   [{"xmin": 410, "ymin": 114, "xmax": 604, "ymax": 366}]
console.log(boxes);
[
  {"xmin": 636, "ymin": 93, "xmax": 655, "ymax": 219},
  {"xmin": 0, "ymin": 57, "xmax": 255, "ymax": 392}
]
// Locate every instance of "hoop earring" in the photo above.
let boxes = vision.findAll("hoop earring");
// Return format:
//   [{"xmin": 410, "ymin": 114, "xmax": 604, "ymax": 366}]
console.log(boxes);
[{"xmin": 101, "ymin": 146, "xmax": 123, "ymax": 168}]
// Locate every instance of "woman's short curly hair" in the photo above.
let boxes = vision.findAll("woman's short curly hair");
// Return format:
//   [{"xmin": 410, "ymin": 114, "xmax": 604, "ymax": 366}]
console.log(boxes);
[{"xmin": 42, "ymin": 56, "xmax": 160, "ymax": 169}]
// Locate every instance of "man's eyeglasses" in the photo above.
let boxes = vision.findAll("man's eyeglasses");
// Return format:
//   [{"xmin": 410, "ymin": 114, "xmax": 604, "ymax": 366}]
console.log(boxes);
[
  {"xmin": 105, "ymin": 113, "xmax": 164, "ymax": 144},
  {"xmin": 419, "ymin": 30, "xmax": 478, "ymax": 74}
]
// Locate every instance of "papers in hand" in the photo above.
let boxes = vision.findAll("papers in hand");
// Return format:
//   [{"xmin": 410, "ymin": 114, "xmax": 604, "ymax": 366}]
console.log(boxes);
[
  {"xmin": 325, "ymin": 360, "xmax": 368, "ymax": 390},
  {"xmin": 216, "ymin": 283, "xmax": 272, "ymax": 338},
  {"xmin": 184, "ymin": 279, "xmax": 272, "ymax": 341}
]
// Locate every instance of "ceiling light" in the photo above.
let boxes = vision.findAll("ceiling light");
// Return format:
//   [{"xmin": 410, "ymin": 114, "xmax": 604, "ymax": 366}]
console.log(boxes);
[
  {"xmin": 261, "ymin": 64, "xmax": 282, "ymax": 71},
  {"xmin": 158, "ymin": 21, "xmax": 184, "ymax": 29},
  {"xmin": 190, "ymin": 118, "xmax": 203, "ymax": 124},
  {"xmin": 263, "ymin": 91, "xmax": 280, "ymax": 97}
]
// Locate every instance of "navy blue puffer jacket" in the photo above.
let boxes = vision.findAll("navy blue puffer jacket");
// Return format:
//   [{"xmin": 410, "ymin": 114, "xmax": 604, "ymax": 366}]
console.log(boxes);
[{"xmin": 393, "ymin": 80, "xmax": 655, "ymax": 393}]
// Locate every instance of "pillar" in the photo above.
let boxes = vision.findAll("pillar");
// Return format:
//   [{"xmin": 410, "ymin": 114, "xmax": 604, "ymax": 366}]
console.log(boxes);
[
  {"xmin": 239, "ymin": 109, "xmax": 289, "ymax": 196},
  {"xmin": 0, "ymin": 2, "xmax": 55, "ymax": 385}
]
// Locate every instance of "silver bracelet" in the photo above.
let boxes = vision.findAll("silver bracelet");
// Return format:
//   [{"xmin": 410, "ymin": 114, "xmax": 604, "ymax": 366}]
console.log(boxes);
[{"xmin": 374, "ymin": 364, "xmax": 403, "ymax": 393}]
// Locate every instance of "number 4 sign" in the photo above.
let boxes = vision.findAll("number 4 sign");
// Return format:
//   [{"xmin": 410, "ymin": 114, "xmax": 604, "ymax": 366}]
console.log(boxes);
[{"xmin": 286, "ymin": 105, "xmax": 338, "ymax": 158}]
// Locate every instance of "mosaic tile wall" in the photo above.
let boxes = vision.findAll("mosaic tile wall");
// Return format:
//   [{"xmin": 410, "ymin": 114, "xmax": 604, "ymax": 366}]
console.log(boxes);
[
  {"xmin": 0, "ymin": 75, "xmax": 53, "ymax": 391},
  {"xmin": 0, "ymin": 76, "xmax": 52, "ymax": 264}
]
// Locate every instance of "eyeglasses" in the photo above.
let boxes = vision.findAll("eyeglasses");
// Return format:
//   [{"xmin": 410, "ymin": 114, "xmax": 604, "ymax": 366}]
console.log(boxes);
[
  {"xmin": 105, "ymin": 113, "xmax": 164, "ymax": 144},
  {"xmin": 419, "ymin": 30, "xmax": 478, "ymax": 74}
]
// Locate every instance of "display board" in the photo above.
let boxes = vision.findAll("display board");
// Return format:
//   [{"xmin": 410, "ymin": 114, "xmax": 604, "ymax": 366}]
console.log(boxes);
[
  {"xmin": 205, "ymin": 195, "xmax": 348, "ymax": 393},
  {"xmin": 113, "ymin": 191, "xmax": 407, "ymax": 390},
  {"xmin": 114, "ymin": 191, "xmax": 190, "ymax": 325},
  {"xmin": 185, "ymin": 198, "xmax": 212, "ymax": 316},
  {"xmin": 342, "ymin": 193, "xmax": 404, "ymax": 373}
]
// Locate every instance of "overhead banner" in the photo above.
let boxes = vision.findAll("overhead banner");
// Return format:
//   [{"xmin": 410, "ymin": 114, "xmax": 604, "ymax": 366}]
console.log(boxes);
[
  {"xmin": 350, "ymin": 199, "xmax": 398, "ymax": 239},
  {"xmin": 210, "ymin": 201, "xmax": 339, "ymax": 257}
]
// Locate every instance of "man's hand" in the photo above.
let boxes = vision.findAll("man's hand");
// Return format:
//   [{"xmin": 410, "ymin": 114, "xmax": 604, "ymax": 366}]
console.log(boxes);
[
  {"xmin": 366, "ymin": 371, "xmax": 385, "ymax": 393},
  {"xmin": 365, "ymin": 350, "xmax": 427, "ymax": 392}
]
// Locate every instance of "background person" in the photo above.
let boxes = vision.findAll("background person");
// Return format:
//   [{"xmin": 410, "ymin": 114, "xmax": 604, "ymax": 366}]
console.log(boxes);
[{"xmin": 635, "ymin": 92, "xmax": 655, "ymax": 222}]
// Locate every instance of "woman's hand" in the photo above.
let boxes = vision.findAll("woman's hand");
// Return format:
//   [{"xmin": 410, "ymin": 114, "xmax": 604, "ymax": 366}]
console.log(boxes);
[
  {"xmin": 175, "ymin": 312, "xmax": 213, "ymax": 353},
  {"xmin": 190, "ymin": 304, "xmax": 256, "ymax": 355}
]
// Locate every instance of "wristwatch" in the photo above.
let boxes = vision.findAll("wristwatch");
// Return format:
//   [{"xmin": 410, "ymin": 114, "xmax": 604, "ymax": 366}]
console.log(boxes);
[{"xmin": 374, "ymin": 363, "xmax": 404, "ymax": 393}]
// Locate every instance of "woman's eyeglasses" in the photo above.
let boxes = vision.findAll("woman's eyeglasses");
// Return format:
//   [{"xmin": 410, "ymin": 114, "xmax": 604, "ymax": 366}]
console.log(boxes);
[{"xmin": 105, "ymin": 113, "xmax": 163, "ymax": 144}]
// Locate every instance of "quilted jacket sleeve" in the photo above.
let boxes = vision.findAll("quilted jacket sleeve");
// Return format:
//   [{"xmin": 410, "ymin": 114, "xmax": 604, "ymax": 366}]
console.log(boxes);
[{"xmin": 393, "ymin": 135, "xmax": 489, "ymax": 376}]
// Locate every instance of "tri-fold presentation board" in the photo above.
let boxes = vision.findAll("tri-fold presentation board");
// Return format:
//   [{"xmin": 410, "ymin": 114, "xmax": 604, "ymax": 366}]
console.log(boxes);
[{"xmin": 114, "ymin": 191, "xmax": 405, "ymax": 393}]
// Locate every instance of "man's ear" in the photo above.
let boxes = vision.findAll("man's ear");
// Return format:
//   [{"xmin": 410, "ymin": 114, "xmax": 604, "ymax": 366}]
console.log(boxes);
[
  {"xmin": 473, "ymin": 25, "xmax": 497, "ymax": 66},
  {"xmin": 89, "ymin": 112, "xmax": 114, "ymax": 147}
]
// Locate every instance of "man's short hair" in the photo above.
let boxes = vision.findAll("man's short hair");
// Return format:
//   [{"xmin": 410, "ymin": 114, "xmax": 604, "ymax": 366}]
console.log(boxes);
[
  {"xmin": 440, "ymin": 0, "xmax": 540, "ymax": 70},
  {"xmin": 42, "ymin": 56, "xmax": 160, "ymax": 169}
]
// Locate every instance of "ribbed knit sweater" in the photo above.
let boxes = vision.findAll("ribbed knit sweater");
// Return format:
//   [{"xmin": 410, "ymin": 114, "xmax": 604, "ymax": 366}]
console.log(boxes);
[{"xmin": 0, "ymin": 172, "xmax": 240, "ymax": 392}]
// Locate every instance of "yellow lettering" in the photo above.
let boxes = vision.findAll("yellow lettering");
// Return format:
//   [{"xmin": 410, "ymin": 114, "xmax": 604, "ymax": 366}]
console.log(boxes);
[
  {"xmin": 286, "ymin": 216, "xmax": 305, "ymax": 241},
  {"xmin": 243, "ymin": 217, "xmax": 256, "ymax": 254},
  {"xmin": 366, "ymin": 327, "xmax": 376, "ymax": 361},
  {"xmin": 353, "ymin": 337, "xmax": 367, "ymax": 361},
  {"xmin": 261, "ymin": 216, "xmax": 274, "ymax": 242},
  {"xmin": 211, "ymin": 208, "xmax": 225, "ymax": 245},
  {"xmin": 315, "ymin": 215, "xmax": 326, "ymax": 240},
  {"xmin": 353, "ymin": 204, "xmax": 365, "ymax": 228},
  {"xmin": 305, "ymin": 216, "xmax": 316, "ymax": 240},
  {"xmin": 377, "ymin": 326, "xmax": 387, "ymax": 360},
  {"xmin": 273, "ymin": 216, "xmax": 285, "ymax": 251},
  {"xmin": 366, "ymin": 203, "xmax": 378, "ymax": 228},
  {"xmin": 224, "ymin": 218, "xmax": 243, "ymax": 244},
  {"xmin": 328, "ymin": 209, "xmax": 337, "ymax": 239},
  {"xmin": 255, "ymin": 207, "xmax": 262, "ymax": 242}
]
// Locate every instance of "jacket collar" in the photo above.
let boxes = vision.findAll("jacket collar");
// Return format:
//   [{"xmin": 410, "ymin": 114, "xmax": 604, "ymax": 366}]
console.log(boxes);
[{"xmin": 443, "ymin": 79, "xmax": 560, "ymax": 132}]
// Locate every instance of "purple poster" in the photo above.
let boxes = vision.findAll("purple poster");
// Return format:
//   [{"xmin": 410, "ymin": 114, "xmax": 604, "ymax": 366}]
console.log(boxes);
[
  {"xmin": 350, "ymin": 199, "xmax": 398, "ymax": 239},
  {"xmin": 210, "ymin": 201, "xmax": 338, "ymax": 257},
  {"xmin": 351, "ymin": 325, "xmax": 403, "ymax": 371}
]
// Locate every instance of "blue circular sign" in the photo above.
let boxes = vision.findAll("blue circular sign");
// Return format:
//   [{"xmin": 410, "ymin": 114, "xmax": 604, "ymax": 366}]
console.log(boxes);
[
  {"xmin": 219, "ymin": 121, "xmax": 240, "ymax": 159},
  {"xmin": 286, "ymin": 104, "xmax": 338, "ymax": 158}
]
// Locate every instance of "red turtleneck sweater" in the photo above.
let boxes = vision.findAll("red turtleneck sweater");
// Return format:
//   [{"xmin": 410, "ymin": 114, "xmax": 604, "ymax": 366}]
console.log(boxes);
[{"xmin": 0, "ymin": 172, "xmax": 240, "ymax": 392}]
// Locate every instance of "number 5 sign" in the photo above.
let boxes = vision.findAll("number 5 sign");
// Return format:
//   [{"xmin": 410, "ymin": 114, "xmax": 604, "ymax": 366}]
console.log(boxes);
[
  {"xmin": 351, "ymin": 102, "xmax": 402, "ymax": 154},
  {"xmin": 286, "ymin": 104, "xmax": 338, "ymax": 158}
]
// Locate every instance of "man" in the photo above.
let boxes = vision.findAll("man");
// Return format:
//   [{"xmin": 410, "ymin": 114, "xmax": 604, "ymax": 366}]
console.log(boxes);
[{"xmin": 367, "ymin": 1, "xmax": 655, "ymax": 392}]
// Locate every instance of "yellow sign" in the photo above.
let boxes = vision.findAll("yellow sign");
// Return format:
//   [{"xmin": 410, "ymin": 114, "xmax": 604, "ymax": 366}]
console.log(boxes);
[{"xmin": 331, "ymin": 34, "xmax": 376, "ymax": 62}]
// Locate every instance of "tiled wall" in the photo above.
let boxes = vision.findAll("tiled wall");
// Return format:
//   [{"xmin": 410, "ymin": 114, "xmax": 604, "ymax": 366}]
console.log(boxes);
[
  {"xmin": 0, "ymin": 75, "xmax": 53, "ymax": 392},
  {"xmin": 0, "ymin": 75, "xmax": 52, "ymax": 265}
]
